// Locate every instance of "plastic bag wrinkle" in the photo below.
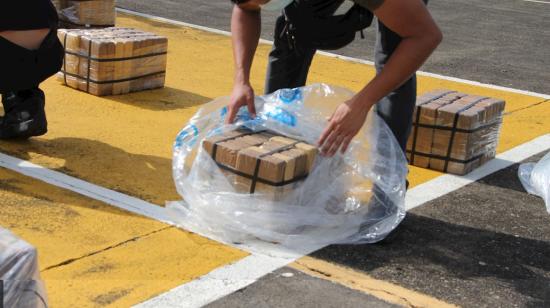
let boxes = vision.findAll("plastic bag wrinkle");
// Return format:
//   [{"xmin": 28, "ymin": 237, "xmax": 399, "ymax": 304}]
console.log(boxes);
[
  {"xmin": 519, "ymin": 151, "xmax": 550, "ymax": 213},
  {"xmin": 171, "ymin": 84, "xmax": 408, "ymax": 251}
]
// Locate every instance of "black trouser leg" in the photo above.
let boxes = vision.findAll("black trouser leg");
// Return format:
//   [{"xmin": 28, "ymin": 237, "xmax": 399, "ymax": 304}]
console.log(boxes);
[
  {"xmin": 0, "ymin": 29, "xmax": 63, "ymax": 94},
  {"xmin": 374, "ymin": 0, "xmax": 429, "ymax": 154},
  {"xmin": 0, "ymin": 29, "xmax": 61, "ymax": 138},
  {"xmin": 373, "ymin": 22, "xmax": 417, "ymax": 155},
  {"xmin": 264, "ymin": 15, "xmax": 317, "ymax": 94}
]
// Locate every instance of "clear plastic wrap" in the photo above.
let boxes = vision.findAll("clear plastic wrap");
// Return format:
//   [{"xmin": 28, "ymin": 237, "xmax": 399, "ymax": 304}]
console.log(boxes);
[
  {"xmin": 0, "ymin": 228, "xmax": 47, "ymax": 308},
  {"xmin": 170, "ymin": 84, "xmax": 408, "ymax": 251},
  {"xmin": 56, "ymin": 0, "xmax": 115, "ymax": 28},
  {"xmin": 406, "ymin": 90, "xmax": 505, "ymax": 175},
  {"xmin": 519, "ymin": 151, "xmax": 550, "ymax": 213},
  {"xmin": 56, "ymin": 28, "xmax": 167, "ymax": 96}
]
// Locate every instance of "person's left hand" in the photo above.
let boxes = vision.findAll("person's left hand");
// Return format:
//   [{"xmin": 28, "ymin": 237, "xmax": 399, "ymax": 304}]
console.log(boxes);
[{"xmin": 317, "ymin": 98, "xmax": 372, "ymax": 157}]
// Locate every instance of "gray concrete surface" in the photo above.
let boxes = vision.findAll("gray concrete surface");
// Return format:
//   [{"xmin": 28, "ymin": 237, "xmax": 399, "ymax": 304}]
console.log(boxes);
[
  {"xmin": 312, "ymin": 151, "xmax": 550, "ymax": 308},
  {"xmin": 112, "ymin": 2, "xmax": 550, "ymax": 307},
  {"xmin": 116, "ymin": 0, "xmax": 550, "ymax": 93},
  {"xmin": 207, "ymin": 267, "xmax": 398, "ymax": 308}
]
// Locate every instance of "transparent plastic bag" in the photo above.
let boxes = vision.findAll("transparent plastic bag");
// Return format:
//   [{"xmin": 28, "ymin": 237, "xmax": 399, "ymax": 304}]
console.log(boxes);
[
  {"xmin": 0, "ymin": 228, "xmax": 48, "ymax": 308},
  {"xmin": 519, "ymin": 151, "xmax": 550, "ymax": 213},
  {"xmin": 170, "ymin": 84, "xmax": 408, "ymax": 251}
]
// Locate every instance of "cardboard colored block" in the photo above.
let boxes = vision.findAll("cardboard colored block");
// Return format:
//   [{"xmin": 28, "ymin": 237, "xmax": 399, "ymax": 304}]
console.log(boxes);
[
  {"xmin": 202, "ymin": 130, "xmax": 318, "ymax": 196},
  {"xmin": 57, "ymin": 0, "xmax": 115, "ymax": 27},
  {"xmin": 235, "ymin": 146, "xmax": 269, "ymax": 177},
  {"xmin": 57, "ymin": 28, "xmax": 168, "ymax": 96},
  {"xmin": 407, "ymin": 90, "xmax": 505, "ymax": 175},
  {"xmin": 202, "ymin": 130, "xmax": 250, "ymax": 156},
  {"xmin": 294, "ymin": 143, "xmax": 317, "ymax": 172},
  {"xmin": 215, "ymin": 139, "xmax": 252, "ymax": 168}
]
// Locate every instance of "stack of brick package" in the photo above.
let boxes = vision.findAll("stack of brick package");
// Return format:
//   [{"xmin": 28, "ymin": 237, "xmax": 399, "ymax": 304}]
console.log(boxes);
[
  {"xmin": 202, "ymin": 129, "xmax": 318, "ymax": 200},
  {"xmin": 54, "ymin": 0, "xmax": 115, "ymax": 28},
  {"xmin": 406, "ymin": 90, "xmax": 505, "ymax": 175},
  {"xmin": 57, "ymin": 28, "xmax": 168, "ymax": 96}
]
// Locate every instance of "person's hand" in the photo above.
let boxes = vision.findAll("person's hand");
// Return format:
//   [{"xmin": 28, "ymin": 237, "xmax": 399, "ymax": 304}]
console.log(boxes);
[
  {"xmin": 225, "ymin": 83, "xmax": 256, "ymax": 124},
  {"xmin": 317, "ymin": 98, "xmax": 372, "ymax": 157}
]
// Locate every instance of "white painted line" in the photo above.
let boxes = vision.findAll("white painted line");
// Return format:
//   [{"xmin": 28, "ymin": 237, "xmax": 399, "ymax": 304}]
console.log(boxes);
[
  {"xmin": 0, "ymin": 153, "xmax": 172, "ymax": 224},
  {"xmin": 134, "ymin": 136, "xmax": 550, "ymax": 307},
  {"xmin": 1, "ymin": 135, "xmax": 549, "ymax": 307},
  {"xmin": 135, "ymin": 254, "xmax": 299, "ymax": 308},
  {"xmin": 406, "ymin": 134, "xmax": 550, "ymax": 210},
  {"xmin": 524, "ymin": 0, "xmax": 550, "ymax": 4},
  {"xmin": 116, "ymin": 7, "xmax": 550, "ymax": 100}
]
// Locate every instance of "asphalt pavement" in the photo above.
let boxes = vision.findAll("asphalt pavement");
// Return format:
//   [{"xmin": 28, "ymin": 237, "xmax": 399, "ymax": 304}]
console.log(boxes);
[
  {"xmin": 111, "ymin": 1, "xmax": 550, "ymax": 307},
  {"xmin": 311, "ymin": 151, "xmax": 550, "ymax": 307},
  {"xmin": 116, "ymin": 0, "xmax": 550, "ymax": 94}
]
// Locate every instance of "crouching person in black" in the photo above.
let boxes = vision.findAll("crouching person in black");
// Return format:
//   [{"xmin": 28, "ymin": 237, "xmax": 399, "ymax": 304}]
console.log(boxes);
[{"xmin": 0, "ymin": 1, "xmax": 64, "ymax": 139}]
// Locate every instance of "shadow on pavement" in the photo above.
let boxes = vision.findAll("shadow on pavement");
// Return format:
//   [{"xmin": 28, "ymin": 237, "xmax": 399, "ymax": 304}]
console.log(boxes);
[
  {"xmin": 312, "ymin": 213, "xmax": 550, "ymax": 307},
  {"xmin": 106, "ymin": 86, "xmax": 210, "ymax": 111},
  {"xmin": 311, "ymin": 152, "xmax": 550, "ymax": 307},
  {"xmin": 0, "ymin": 137, "xmax": 177, "ymax": 206}
]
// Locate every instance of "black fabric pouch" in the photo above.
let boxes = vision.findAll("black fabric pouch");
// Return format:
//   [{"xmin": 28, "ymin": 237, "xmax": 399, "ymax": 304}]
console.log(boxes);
[{"xmin": 282, "ymin": 0, "xmax": 374, "ymax": 51}]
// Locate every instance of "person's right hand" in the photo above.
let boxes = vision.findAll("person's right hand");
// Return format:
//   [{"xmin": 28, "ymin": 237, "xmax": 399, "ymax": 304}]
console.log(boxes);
[{"xmin": 225, "ymin": 83, "xmax": 256, "ymax": 124}]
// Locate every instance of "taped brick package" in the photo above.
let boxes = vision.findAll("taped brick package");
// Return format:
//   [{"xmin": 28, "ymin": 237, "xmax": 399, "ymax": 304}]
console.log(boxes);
[
  {"xmin": 406, "ymin": 90, "xmax": 505, "ymax": 175},
  {"xmin": 54, "ymin": 0, "xmax": 115, "ymax": 28},
  {"xmin": 170, "ymin": 84, "xmax": 409, "ymax": 250},
  {"xmin": 1, "ymin": 227, "xmax": 47, "ymax": 308},
  {"xmin": 202, "ymin": 129, "xmax": 315, "ymax": 200},
  {"xmin": 57, "ymin": 28, "xmax": 167, "ymax": 96}
]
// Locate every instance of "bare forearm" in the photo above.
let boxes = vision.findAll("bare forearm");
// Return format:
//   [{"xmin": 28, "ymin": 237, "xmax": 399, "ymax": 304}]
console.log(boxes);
[
  {"xmin": 356, "ymin": 33, "xmax": 441, "ymax": 108},
  {"xmin": 354, "ymin": 0, "xmax": 442, "ymax": 109},
  {"xmin": 231, "ymin": 5, "xmax": 261, "ymax": 85}
]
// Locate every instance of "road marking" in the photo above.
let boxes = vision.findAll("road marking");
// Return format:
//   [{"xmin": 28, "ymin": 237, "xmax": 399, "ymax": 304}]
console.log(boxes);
[
  {"xmin": 135, "ymin": 253, "xmax": 301, "ymax": 308},
  {"xmin": 291, "ymin": 257, "xmax": 458, "ymax": 308},
  {"xmin": 523, "ymin": 0, "xmax": 550, "ymax": 4},
  {"xmin": 406, "ymin": 134, "xmax": 550, "ymax": 210},
  {"xmin": 0, "ymin": 152, "xmax": 172, "ymax": 225},
  {"xmin": 116, "ymin": 8, "xmax": 550, "ymax": 101},
  {"xmin": 3, "ymin": 136, "xmax": 549, "ymax": 307},
  {"xmin": 0, "ymin": 10, "xmax": 544, "ymax": 307},
  {"xmin": 1, "ymin": 135, "xmax": 548, "ymax": 307},
  {"xmin": 137, "ymin": 136, "xmax": 547, "ymax": 307}
]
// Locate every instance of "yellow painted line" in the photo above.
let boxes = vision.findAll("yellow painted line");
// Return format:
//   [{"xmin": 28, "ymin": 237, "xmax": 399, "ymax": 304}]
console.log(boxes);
[
  {"xmin": 0, "ymin": 167, "xmax": 247, "ymax": 307},
  {"xmin": 0, "ymin": 11, "xmax": 547, "ymax": 307},
  {"xmin": 1, "ymin": 12, "xmax": 546, "ymax": 204},
  {"xmin": 291, "ymin": 257, "xmax": 458, "ymax": 308}
]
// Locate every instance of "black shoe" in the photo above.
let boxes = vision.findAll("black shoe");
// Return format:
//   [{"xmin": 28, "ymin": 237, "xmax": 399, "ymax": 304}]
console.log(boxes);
[{"xmin": 0, "ymin": 88, "xmax": 47, "ymax": 139}]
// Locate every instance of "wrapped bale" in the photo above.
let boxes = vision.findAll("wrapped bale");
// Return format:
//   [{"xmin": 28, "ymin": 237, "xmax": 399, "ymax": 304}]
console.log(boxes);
[
  {"xmin": 171, "ymin": 84, "xmax": 409, "ymax": 248},
  {"xmin": 406, "ymin": 90, "xmax": 505, "ymax": 175},
  {"xmin": 57, "ymin": 27, "xmax": 168, "ymax": 96},
  {"xmin": 1, "ymin": 228, "xmax": 47, "ymax": 308},
  {"xmin": 202, "ymin": 129, "xmax": 317, "ymax": 200},
  {"xmin": 55, "ymin": 0, "xmax": 115, "ymax": 28}
]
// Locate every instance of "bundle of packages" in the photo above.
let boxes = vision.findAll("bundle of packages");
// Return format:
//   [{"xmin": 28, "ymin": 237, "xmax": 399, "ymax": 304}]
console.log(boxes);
[
  {"xmin": 57, "ymin": 27, "xmax": 168, "ymax": 96},
  {"xmin": 55, "ymin": 0, "xmax": 115, "ymax": 28},
  {"xmin": 202, "ymin": 129, "xmax": 317, "ymax": 200},
  {"xmin": 170, "ymin": 84, "xmax": 408, "ymax": 250},
  {"xmin": 406, "ymin": 90, "xmax": 505, "ymax": 175},
  {"xmin": 1, "ymin": 228, "xmax": 47, "ymax": 308}
]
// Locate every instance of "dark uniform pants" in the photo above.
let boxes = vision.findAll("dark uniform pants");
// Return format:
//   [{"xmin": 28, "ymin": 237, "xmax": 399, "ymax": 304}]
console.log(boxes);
[
  {"xmin": 265, "ymin": 0, "xmax": 429, "ymax": 154},
  {"xmin": 0, "ymin": 30, "xmax": 63, "ymax": 94}
]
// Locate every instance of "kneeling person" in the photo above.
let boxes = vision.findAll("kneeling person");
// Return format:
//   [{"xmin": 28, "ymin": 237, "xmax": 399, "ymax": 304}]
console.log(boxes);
[{"xmin": 0, "ymin": 1, "xmax": 64, "ymax": 139}]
